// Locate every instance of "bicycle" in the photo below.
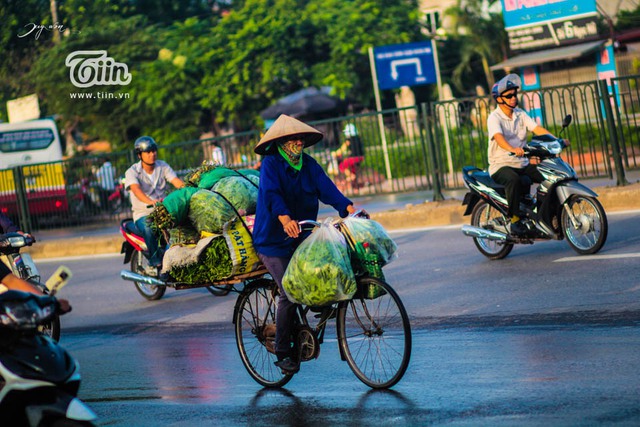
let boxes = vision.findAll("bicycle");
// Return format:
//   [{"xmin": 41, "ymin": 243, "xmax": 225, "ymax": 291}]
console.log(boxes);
[{"xmin": 233, "ymin": 217, "xmax": 411, "ymax": 389}]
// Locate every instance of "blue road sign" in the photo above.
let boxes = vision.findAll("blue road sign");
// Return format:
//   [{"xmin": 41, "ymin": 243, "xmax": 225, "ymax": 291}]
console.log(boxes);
[{"xmin": 373, "ymin": 41, "xmax": 437, "ymax": 90}]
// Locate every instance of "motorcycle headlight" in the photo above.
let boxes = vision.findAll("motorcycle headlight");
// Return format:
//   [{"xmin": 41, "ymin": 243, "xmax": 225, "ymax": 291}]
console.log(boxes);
[
  {"xmin": 0, "ymin": 299, "xmax": 54, "ymax": 329},
  {"xmin": 547, "ymin": 141, "xmax": 562, "ymax": 155}
]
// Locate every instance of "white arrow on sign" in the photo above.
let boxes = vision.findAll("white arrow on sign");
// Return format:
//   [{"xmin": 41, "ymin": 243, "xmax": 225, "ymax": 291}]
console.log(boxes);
[{"xmin": 390, "ymin": 58, "xmax": 423, "ymax": 80}]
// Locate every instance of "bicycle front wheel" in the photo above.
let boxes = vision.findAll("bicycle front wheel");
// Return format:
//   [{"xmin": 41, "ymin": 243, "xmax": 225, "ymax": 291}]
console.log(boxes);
[
  {"xmin": 234, "ymin": 279, "xmax": 292, "ymax": 388},
  {"xmin": 337, "ymin": 277, "xmax": 411, "ymax": 389}
]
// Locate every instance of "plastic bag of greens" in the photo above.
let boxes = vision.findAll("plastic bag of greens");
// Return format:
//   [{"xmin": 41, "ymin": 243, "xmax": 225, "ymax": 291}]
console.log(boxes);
[
  {"xmin": 212, "ymin": 176, "xmax": 258, "ymax": 214},
  {"xmin": 188, "ymin": 189, "xmax": 237, "ymax": 234},
  {"xmin": 282, "ymin": 219, "xmax": 356, "ymax": 307},
  {"xmin": 341, "ymin": 217, "xmax": 398, "ymax": 265}
]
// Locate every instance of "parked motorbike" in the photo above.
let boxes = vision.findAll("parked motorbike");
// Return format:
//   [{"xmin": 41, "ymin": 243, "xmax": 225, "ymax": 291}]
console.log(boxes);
[
  {"xmin": 0, "ymin": 232, "xmax": 60, "ymax": 341},
  {"xmin": 0, "ymin": 290, "xmax": 97, "ymax": 426},
  {"xmin": 119, "ymin": 219, "xmax": 231, "ymax": 301},
  {"xmin": 461, "ymin": 114, "xmax": 608, "ymax": 259},
  {"xmin": 108, "ymin": 176, "xmax": 129, "ymax": 214}
]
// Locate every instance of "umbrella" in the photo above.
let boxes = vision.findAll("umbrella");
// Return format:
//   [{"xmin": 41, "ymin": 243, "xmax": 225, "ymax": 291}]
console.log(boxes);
[{"xmin": 260, "ymin": 87, "xmax": 347, "ymax": 120}]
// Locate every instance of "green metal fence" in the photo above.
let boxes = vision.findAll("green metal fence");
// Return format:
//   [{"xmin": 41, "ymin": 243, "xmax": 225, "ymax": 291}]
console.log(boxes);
[{"xmin": 2, "ymin": 76, "xmax": 638, "ymax": 232}]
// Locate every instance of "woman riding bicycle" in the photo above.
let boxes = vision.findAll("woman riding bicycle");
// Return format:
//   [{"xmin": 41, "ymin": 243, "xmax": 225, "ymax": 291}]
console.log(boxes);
[{"xmin": 252, "ymin": 114, "xmax": 363, "ymax": 374}]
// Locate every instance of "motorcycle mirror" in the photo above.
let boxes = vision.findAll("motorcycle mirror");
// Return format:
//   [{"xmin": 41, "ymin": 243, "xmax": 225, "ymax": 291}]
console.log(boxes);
[{"xmin": 562, "ymin": 114, "xmax": 572, "ymax": 128}]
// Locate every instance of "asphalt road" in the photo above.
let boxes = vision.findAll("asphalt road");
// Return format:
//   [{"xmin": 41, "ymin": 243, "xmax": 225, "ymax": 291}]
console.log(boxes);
[{"xmin": 32, "ymin": 210, "xmax": 640, "ymax": 426}]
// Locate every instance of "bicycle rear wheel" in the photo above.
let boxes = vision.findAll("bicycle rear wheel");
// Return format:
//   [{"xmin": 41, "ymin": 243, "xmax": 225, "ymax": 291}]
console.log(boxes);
[
  {"xmin": 234, "ymin": 279, "xmax": 292, "ymax": 388},
  {"xmin": 337, "ymin": 277, "xmax": 411, "ymax": 389}
]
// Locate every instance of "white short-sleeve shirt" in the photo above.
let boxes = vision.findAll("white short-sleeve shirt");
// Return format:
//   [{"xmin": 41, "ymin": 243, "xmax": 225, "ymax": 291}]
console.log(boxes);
[
  {"xmin": 124, "ymin": 160, "xmax": 178, "ymax": 221},
  {"xmin": 487, "ymin": 107, "xmax": 538, "ymax": 176}
]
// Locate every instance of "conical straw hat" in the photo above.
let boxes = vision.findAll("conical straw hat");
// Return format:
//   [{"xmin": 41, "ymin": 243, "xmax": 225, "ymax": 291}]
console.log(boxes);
[{"xmin": 254, "ymin": 114, "xmax": 323, "ymax": 154}]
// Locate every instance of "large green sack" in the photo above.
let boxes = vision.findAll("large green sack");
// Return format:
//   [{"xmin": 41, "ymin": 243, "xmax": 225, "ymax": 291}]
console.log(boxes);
[
  {"xmin": 188, "ymin": 189, "xmax": 237, "ymax": 234},
  {"xmin": 282, "ymin": 220, "xmax": 356, "ymax": 307},
  {"xmin": 148, "ymin": 186, "xmax": 199, "ymax": 230},
  {"xmin": 212, "ymin": 176, "xmax": 258, "ymax": 215}
]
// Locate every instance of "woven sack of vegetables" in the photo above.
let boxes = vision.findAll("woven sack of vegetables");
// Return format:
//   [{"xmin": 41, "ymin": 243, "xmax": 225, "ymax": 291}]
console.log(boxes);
[
  {"xmin": 341, "ymin": 217, "xmax": 398, "ymax": 265},
  {"xmin": 188, "ymin": 189, "xmax": 237, "ymax": 234},
  {"xmin": 148, "ymin": 187, "xmax": 199, "ymax": 230},
  {"xmin": 282, "ymin": 219, "xmax": 356, "ymax": 307},
  {"xmin": 168, "ymin": 236, "xmax": 233, "ymax": 283},
  {"xmin": 197, "ymin": 167, "xmax": 238, "ymax": 190},
  {"xmin": 212, "ymin": 176, "xmax": 258, "ymax": 215}
]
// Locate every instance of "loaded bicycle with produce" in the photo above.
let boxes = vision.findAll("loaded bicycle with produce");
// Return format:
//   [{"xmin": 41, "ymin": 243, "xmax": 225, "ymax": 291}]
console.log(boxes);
[{"xmin": 232, "ymin": 115, "xmax": 410, "ymax": 388}]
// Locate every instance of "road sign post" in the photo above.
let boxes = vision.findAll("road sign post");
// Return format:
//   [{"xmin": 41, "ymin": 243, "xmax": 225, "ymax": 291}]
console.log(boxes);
[{"xmin": 370, "ymin": 41, "xmax": 441, "ymax": 184}]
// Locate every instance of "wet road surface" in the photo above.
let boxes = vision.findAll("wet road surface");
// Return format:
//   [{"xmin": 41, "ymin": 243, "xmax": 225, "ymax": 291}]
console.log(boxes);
[{"xmin": 66, "ymin": 322, "xmax": 640, "ymax": 426}]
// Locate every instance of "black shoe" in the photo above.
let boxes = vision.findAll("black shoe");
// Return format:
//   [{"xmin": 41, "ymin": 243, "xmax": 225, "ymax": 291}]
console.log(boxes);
[
  {"xmin": 158, "ymin": 271, "xmax": 175, "ymax": 282},
  {"xmin": 510, "ymin": 220, "xmax": 529, "ymax": 236},
  {"xmin": 274, "ymin": 357, "xmax": 300, "ymax": 374}
]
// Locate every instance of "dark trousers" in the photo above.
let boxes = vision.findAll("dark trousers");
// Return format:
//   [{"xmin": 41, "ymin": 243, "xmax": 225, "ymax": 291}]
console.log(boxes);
[
  {"xmin": 492, "ymin": 164, "xmax": 544, "ymax": 218},
  {"xmin": 257, "ymin": 253, "xmax": 297, "ymax": 359}
]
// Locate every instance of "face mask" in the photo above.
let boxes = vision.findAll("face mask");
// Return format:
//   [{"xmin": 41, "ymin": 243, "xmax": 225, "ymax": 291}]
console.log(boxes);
[{"xmin": 279, "ymin": 139, "xmax": 304, "ymax": 168}]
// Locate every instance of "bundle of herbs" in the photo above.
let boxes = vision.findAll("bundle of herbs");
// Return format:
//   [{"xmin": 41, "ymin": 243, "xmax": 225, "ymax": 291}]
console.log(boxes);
[{"xmin": 169, "ymin": 236, "xmax": 233, "ymax": 283}]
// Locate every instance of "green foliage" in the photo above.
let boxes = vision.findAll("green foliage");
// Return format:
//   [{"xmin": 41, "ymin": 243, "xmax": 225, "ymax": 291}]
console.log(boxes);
[
  {"xmin": 3, "ymin": 0, "xmax": 422, "ymax": 150},
  {"xmin": 169, "ymin": 236, "xmax": 233, "ymax": 283},
  {"xmin": 615, "ymin": 5, "xmax": 640, "ymax": 32},
  {"xmin": 441, "ymin": 0, "xmax": 507, "ymax": 95}
]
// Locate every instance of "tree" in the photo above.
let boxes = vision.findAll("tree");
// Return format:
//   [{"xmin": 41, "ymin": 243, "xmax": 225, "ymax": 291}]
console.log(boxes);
[
  {"xmin": 441, "ymin": 0, "xmax": 507, "ymax": 95},
  {"xmin": 196, "ymin": 0, "xmax": 421, "ymax": 130}
]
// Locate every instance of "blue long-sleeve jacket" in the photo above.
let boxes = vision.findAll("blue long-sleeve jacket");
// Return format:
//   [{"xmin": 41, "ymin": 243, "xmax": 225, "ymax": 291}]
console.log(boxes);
[{"xmin": 253, "ymin": 153, "xmax": 352, "ymax": 257}]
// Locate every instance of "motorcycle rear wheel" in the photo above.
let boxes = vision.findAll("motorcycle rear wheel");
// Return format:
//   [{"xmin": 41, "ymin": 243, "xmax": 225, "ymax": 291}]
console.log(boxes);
[
  {"xmin": 131, "ymin": 251, "xmax": 166, "ymax": 301},
  {"xmin": 206, "ymin": 285, "xmax": 232, "ymax": 296},
  {"xmin": 561, "ymin": 195, "xmax": 608, "ymax": 255},
  {"xmin": 471, "ymin": 200, "xmax": 513, "ymax": 260}
]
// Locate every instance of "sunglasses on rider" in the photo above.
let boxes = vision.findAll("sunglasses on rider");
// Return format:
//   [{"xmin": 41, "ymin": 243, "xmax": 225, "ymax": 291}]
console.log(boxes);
[{"xmin": 501, "ymin": 92, "xmax": 518, "ymax": 99}]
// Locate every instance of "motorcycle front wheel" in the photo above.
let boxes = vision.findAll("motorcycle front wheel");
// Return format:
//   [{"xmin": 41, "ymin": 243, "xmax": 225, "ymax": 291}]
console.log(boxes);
[
  {"xmin": 561, "ymin": 195, "xmax": 608, "ymax": 255},
  {"xmin": 131, "ymin": 251, "xmax": 166, "ymax": 301},
  {"xmin": 470, "ymin": 200, "xmax": 513, "ymax": 260}
]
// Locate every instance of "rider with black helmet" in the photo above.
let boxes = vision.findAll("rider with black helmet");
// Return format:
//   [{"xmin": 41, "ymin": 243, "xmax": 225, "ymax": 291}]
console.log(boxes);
[
  {"xmin": 124, "ymin": 136, "xmax": 184, "ymax": 273},
  {"xmin": 487, "ymin": 74, "xmax": 555, "ymax": 236}
]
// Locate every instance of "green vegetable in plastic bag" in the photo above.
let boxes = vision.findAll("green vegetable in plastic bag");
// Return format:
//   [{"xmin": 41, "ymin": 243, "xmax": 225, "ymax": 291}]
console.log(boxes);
[
  {"xmin": 188, "ymin": 189, "xmax": 237, "ymax": 234},
  {"xmin": 212, "ymin": 176, "xmax": 258, "ymax": 215},
  {"xmin": 341, "ymin": 217, "xmax": 397, "ymax": 265},
  {"xmin": 283, "ymin": 220, "xmax": 356, "ymax": 306}
]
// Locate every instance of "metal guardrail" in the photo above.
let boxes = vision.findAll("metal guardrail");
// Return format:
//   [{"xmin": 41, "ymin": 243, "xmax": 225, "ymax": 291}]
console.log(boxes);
[{"xmin": 2, "ymin": 76, "xmax": 639, "ymax": 232}]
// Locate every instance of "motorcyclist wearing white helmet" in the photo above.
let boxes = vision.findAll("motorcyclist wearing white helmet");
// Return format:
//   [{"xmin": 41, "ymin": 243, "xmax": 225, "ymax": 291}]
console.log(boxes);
[
  {"xmin": 487, "ymin": 74, "xmax": 554, "ymax": 236},
  {"xmin": 124, "ymin": 136, "xmax": 185, "ymax": 273}
]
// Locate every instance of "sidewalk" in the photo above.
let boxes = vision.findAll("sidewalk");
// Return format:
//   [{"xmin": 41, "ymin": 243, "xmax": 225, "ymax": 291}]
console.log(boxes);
[{"xmin": 25, "ymin": 173, "xmax": 640, "ymax": 260}]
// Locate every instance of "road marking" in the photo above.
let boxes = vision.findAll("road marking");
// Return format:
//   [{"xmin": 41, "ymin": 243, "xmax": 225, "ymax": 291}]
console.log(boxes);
[{"xmin": 554, "ymin": 253, "xmax": 640, "ymax": 262}]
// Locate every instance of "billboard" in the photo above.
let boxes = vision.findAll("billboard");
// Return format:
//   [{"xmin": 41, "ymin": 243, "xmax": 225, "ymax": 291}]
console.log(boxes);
[{"xmin": 500, "ymin": 0, "xmax": 601, "ymax": 54}]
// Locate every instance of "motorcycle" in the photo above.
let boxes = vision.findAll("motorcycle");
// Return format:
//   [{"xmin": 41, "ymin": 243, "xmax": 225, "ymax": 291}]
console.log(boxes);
[
  {"xmin": 461, "ymin": 114, "xmax": 608, "ymax": 260},
  {"xmin": 0, "ymin": 290, "xmax": 97, "ymax": 426},
  {"xmin": 108, "ymin": 176, "xmax": 129, "ymax": 215},
  {"xmin": 0, "ymin": 232, "xmax": 60, "ymax": 341},
  {"xmin": 119, "ymin": 219, "xmax": 231, "ymax": 301}
]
